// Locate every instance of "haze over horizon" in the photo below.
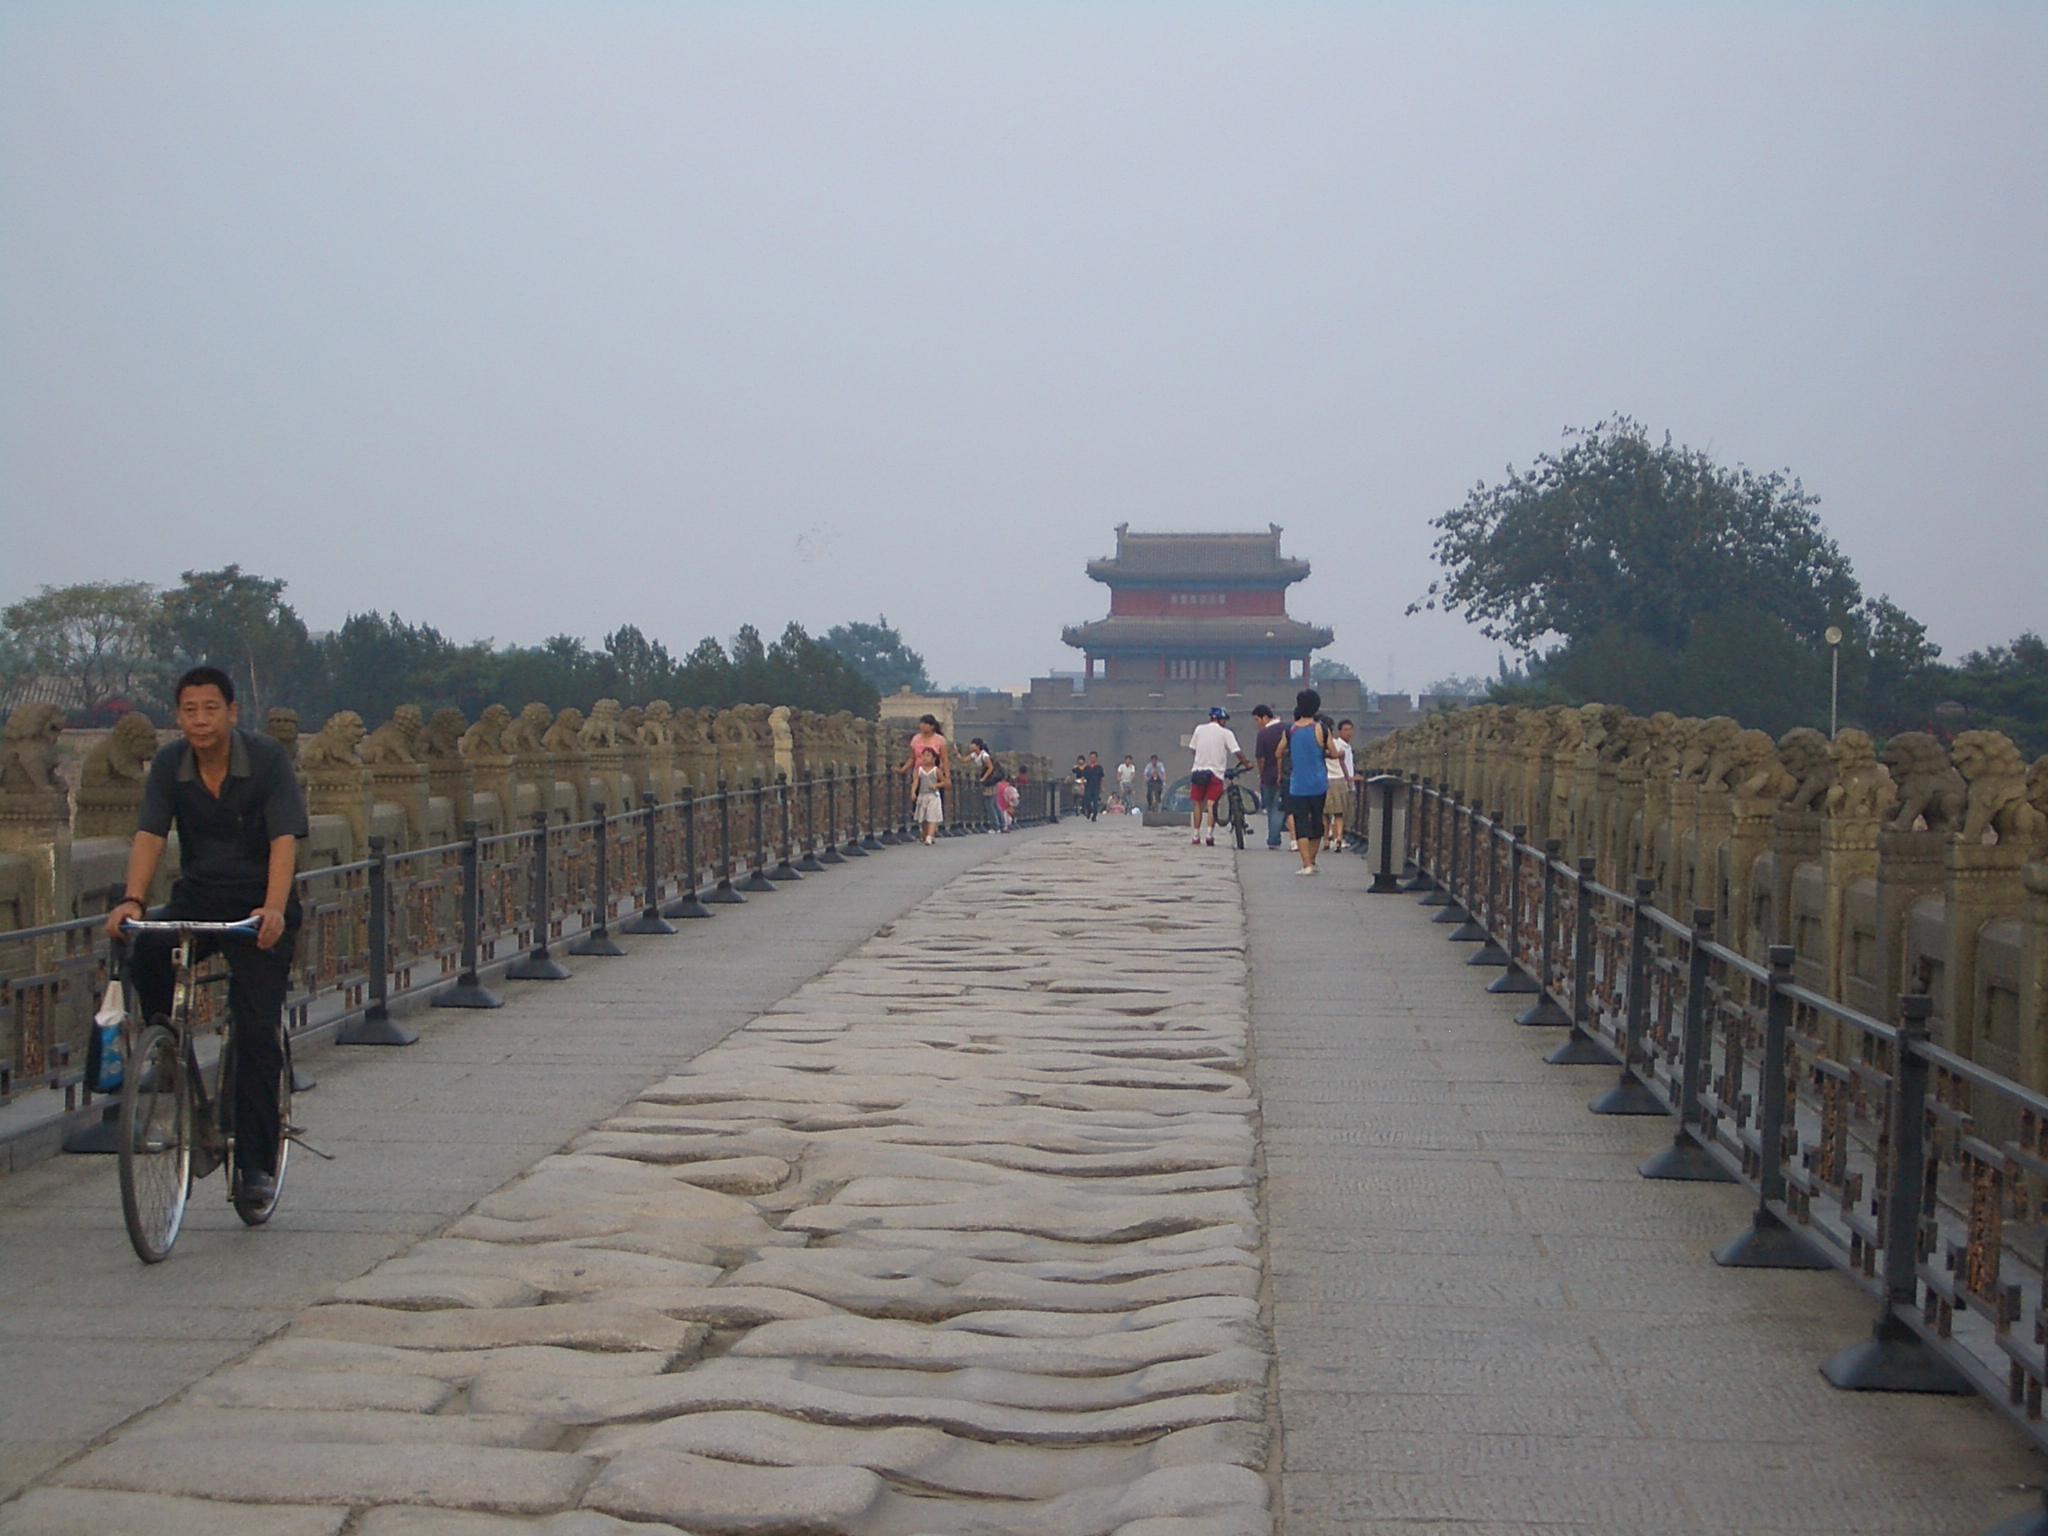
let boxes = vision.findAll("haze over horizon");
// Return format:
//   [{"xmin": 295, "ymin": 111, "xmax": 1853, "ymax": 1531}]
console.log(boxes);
[{"xmin": 4, "ymin": 4, "xmax": 2042, "ymax": 696}]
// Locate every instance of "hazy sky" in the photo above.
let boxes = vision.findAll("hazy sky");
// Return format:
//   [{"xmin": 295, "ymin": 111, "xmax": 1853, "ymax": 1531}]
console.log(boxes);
[{"xmin": 4, "ymin": 3, "xmax": 2042, "ymax": 694}]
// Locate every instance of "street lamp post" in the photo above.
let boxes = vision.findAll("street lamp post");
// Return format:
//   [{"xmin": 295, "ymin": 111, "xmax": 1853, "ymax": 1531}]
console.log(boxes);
[{"xmin": 1825, "ymin": 625, "xmax": 1843, "ymax": 737}]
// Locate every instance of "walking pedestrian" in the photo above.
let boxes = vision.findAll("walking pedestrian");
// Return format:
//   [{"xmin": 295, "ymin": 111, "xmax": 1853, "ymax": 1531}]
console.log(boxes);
[
  {"xmin": 1251, "ymin": 704, "xmax": 1288, "ymax": 849},
  {"xmin": 1116, "ymin": 755, "xmax": 1138, "ymax": 809},
  {"xmin": 1323, "ymin": 720, "xmax": 1357, "ymax": 850},
  {"xmin": 967, "ymin": 738, "xmax": 998, "ymax": 832},
  {"xmin": 914, "ymin": 747, "xmax": 945, "ymax": 844},
  {"xmin": 1277, "ymin": 689, "xmax": 1332, "ymax": 874},
  {"xmin": 1080, "ymin": 753, "xmax": 1105, "ymax": 820},
  {"xmin": 995, "ymin": 773, "xmax": 1019, "ymax": 832},
  {"xmin": 1143, "ymin": 754, "xmax": 1166, "ymax": 811},
  {"xmin": 1187, "ymin": 706, "xmax": 1252, "ymax": 847}
]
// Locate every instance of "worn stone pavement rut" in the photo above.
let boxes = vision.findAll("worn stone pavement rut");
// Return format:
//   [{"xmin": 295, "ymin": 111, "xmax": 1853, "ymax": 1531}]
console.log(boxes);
[
  {"xmin": 5, "ymin": 817, "xmax": 2045, "ymax": 1535},
  {"xmin": 3, "ymin": 827, "xmax": 1270, "ymax": 1536}
]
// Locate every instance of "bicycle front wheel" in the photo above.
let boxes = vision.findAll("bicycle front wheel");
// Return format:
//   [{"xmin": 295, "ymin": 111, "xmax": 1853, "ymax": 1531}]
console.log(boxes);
[{"xmin": 119, "ymin": 1024, "xmax": 191, "ymax": 1263}]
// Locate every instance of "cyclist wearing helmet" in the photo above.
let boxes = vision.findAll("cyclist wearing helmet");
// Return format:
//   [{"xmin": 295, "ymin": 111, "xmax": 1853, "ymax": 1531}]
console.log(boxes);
[{"xmin": 1187, "ymin": 706, "xmax": 1252, "ymax": 847}]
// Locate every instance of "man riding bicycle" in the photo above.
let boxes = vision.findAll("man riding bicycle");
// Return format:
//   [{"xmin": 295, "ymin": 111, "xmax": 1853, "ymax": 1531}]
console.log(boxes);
[{"xmin": 105, "ymin": 666, "xmax": 308, "ymax": 1206}]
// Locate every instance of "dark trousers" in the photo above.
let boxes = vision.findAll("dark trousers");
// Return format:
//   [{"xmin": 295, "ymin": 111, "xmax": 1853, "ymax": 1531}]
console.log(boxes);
[{"xmin": 128, "ymin": 903, "xmax": 295, "ymax": 1175}]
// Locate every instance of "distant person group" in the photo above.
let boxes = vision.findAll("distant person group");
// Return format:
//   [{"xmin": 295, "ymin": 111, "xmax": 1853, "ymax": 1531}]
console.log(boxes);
[{"xmin": 899, "ymin": 717, "xmax": 1019, "ymax": 841}]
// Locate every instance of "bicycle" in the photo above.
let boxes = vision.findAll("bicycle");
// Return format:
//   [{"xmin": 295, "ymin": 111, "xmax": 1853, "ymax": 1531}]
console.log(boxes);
[
  {"xmin": 1221, "ymin": 765, "xmax": 1256, "ymax": 850},
  {"xmin": 116, "ymin": 916, "xmax": 298, "ymax": 1262}
]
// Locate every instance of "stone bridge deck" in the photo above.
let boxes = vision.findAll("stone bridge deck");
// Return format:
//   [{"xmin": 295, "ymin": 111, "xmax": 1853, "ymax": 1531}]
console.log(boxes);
[{"xmin": 0, "ymin": 820, "xmax": 2039, "ymax": 1534}]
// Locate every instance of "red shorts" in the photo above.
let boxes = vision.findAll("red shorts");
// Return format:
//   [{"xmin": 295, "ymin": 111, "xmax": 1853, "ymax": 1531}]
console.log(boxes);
[{"xmin": 1189, "ymin": 771, "xmax": 1224, "ymax": 804}]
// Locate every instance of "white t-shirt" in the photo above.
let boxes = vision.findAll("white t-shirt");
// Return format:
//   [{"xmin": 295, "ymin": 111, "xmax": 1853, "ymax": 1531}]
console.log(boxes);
[
  {"xmin": 1328, "ymin": 738, "xmax": 1355, "ymax": 782},
  {"xmin": 1190, "ymin": 721, "xmax": 1241, "ymax": 776}
]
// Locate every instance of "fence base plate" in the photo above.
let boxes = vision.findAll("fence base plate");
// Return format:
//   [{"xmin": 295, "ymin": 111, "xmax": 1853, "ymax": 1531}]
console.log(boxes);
[
  {"xmin": 568, "ymin": 931, "xmax": 626, "ymax": 957},
  {"xmin": 1516, "ymin": 996, "xmax": 1573, "ymax": 1027},
  {"xmin": 336, "ymin": 1011, "xmax": 420, "ymax": 1045},
  {"xmin": 797, "ymin": 853, "xmax": 827, "ymax": 872},
  {"xmin": 738, "ymin": 872, "xmax": 779, "ymax": 893},
  {"xmin": 1821, "ymin": 1317, "xmax": 1972, "ymax": 1395},
  {"xmin": 661, "ymin": 894, "xmax": 715, "ymax": 919},
  {"xmin": 1369, "ymin": 872, "xmax": 1404, "ymax": 893},
  {"xmin": 819, "ymin": 847, "xmax": 847, "ymax": 865},
  {"xmin": 1484, "ymin": 959, "xmax": 1539, "ymax": 990},
  {"xmin": 1447, "ymin": 921, "xmax": 1489, "ymax": 943},
  {"xmin": 505, "ymin": 952, "xmax": 572, "ymax": 982},
  {"xmin": 840, "ymin": 842, "xmax": 869, "ymax": 858},
  {"xmin": 620, "ymin": 911, "xmax": 678, "ymax": 936},
  {"xmin": 704, "ymin": 884, "xmax": 747, "ymax": 905},
  {"xmin": 1640, "ymin": 1134, "xmax": 1736, "ymax": 1182},
  {"xmin": 62, "ymin": 1104, "xmax": 121, "ymax": 1154},
  {"xmin": 1430, "ymin": 902, "xmax": 1467, "ymax": 923},
  {"xmin": 432, "ymin": 980, "xmax": 505, "ymax": 1009},
  {"xmin": 1589, "ymin": 1073, "xmax": 1668, "ymax": 1116},
  {"xmin": 1713, "ymin": 1210, "xmax": 1831, "ymax": 1270},
  {"xmin": 1545, "ymin": 1028, "xmax": 1621, "ymax": 1065}
]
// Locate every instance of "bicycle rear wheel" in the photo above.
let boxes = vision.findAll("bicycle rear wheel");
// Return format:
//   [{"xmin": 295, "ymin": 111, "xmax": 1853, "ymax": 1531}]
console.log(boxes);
[
  {"xmin": 119, "ymin": 1024, "xmax": 190, "ymax": 1263},
  {"xmin": 231, "ymin": 1027, "xmax": 291, "ymax": 1226}
]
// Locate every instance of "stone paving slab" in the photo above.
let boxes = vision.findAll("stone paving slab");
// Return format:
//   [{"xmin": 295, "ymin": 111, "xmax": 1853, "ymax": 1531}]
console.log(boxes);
[
  {"xmin": 0, "ymin": 830, "xmax": 1013, "ymax": 1510},
  {"xmin": 8, "ymin": 828, "xmax": 1272, "ymax": 1536},
  {"xmin": 1240, "ymin": 833, "xmax": 2045, "ymax": 1535}
]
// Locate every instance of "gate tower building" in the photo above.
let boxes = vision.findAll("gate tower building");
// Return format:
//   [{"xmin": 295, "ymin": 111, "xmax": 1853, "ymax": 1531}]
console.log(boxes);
[{"xmin": 1061, "ymin": 524, "xmax": 1333, "ymax": 693}]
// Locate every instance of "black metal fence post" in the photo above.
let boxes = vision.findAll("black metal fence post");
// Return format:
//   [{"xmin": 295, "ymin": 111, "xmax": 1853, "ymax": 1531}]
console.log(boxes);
[
  {"xmin": 506, "ymin": 813, "xmax": 572, "ymax": 979},
  {"xmin": 1448, "ymin": 804, "xmax": 1489, "ymax": 941},
  {"xmin": 1517, "ymin": 838, "xmax": 1572, "ymax": 1027},
  {"xmin": 798, "ymin": 775, "xmax": 827, "ymax": 871},
  {"xmin": 707, "ymin": 778, "xmax": 746, "ymax": 904},
  {"xmin": 1714, "ymin": 945, "xmax": 1830, "ymax": 1268},
  {"xmin": 1434, "ymin": 797, "xmax": 1469, "ymax": 924},
  {"xmin": 665, "ymin": 789, "xmax": 715, "ymax": 918},
  {"xmin": 866, "ymin": 769, "xmax": 888, "ymax": 848},
  {"xmin": 822, "ymin": 770, "xmax": 849, "ymax": 863},
  {"xmin": 622, "ymin": 794, "xmax": 678, "ymax": 935},
  {"xmin": 434, "ymin": 820, "xmax": 505, "ymax": 1007},
  {"xmin": 769, "ymin": 774, "xmax": 803, "ymax": 880},
  {"xmin": 1546, "ymin": 858, "xmax": 1620, "ymax": 1065},
  {"xmin": 1591, "ymin": 877, "xmax": 1668, "ymax": 1115},
  {"xmin": 738, "ymin": 778, "xmax": 779, "ymax": 892},
  {"xmin": 1822, "ymin": 994, "xmax": 1972, "ymax": 1391},
  {"xmin": 340, "ymin": 834, "xmax": 420, "ymax": 1041},
  {"xmin": 1485, "ymin": 827, "xmax": 1537, "ymax": 987},
  {"xmin": 1642, "ymin": 907, "xmax": 1735, "ymax": 1180},
  {"xmin": 569, "ymin": 804, "xmax": 626, "ymax": 956}
]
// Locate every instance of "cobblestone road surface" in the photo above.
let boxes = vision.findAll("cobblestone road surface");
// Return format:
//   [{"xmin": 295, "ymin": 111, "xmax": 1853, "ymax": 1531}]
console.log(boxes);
[{"xmin": 4, "ymin": 829, "xmax": 1270, "ymax": 1535}]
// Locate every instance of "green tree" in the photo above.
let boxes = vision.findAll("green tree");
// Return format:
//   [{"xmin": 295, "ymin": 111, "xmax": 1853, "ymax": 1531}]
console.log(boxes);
[
  {"xmin": 822, "ymin": 616, "xmax": 931, "ymax": 696},
  {"xmin": 154, "ymin": 565, "xmax": 310, "ymax": 718},
  {"xmin": 1, "ymin": 580, "xmax": 165, "ymax": 715},
  {"xmin": 1936, "ymin": 633, "xmax": 2048, "ymax": 757}
]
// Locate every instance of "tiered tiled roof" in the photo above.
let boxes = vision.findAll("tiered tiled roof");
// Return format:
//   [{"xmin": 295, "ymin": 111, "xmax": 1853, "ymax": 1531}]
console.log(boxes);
[{"xmin": 1085, "ymin": 524, "xmax": 1310, "ymax": 586}]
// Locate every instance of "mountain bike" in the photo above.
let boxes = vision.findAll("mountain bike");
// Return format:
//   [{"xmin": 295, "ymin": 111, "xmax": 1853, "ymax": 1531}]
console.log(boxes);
[
  {"xmin": 117, "ymin": 917, "xmax": 298, "ymax": 1262},
  {"xmin": 1222, "ymin": 765, "xmax": 1256, "ymax": 850}
]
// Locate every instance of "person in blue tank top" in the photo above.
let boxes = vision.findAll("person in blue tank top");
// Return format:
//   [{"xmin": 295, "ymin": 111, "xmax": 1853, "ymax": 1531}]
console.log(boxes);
[{"xmin": 1278, "ymin": 688, "xmax": 1333, "ymax": 876}]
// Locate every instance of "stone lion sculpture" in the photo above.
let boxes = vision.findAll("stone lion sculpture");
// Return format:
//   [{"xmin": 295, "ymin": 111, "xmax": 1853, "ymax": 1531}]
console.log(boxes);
[
  {"xmin": 264, "ymin": 707, "xmax": 300, "ymax": 758},
  {"xmin": 542, "ymin": 707, "xmax": 586, "ymax": 755},
  {"xmin": 579, "ymin": 699, "xmax": 622, "ymax": 750},
  {"xmin": 423, "ymin": 707, "xmax": 467, "ymax": 761},
  {"xmin": 1824, "ymin": 729, "xmax": 1895, "ymax": 820},
  {"xmin": 359, "ymin": 705, "xmax": 424, "ymax": 765},
  {"xmin": 500, "ymin": 704, "xmax": 553, "ymax": 755},
  {"xmin": 1777, "ymin": 728, "xmax": 1835, "ymax": 810},
  {"xmin": 1691, "ymin": 717, "xmax": 1743, "ymax": 789},
  {"xmin": 0, "ymin": 702, "xmax": 68, "ymax": 795},
  {"xmin": 638, "ymin": 700, "xmax": 674, "ymax": 747},
  {"xmin": 1728, "ymin": 730, "xmax": 1795, "ymax": 801},
  {"xmin": 1879, "ymin": 732, "xmax": 1967, "ymax": 835},
  {"xmin": 1953, "ymin": 730, "xmax": 2046, "ymax": 846},
  {"xmin": 80, "ymin": 711, "xmax": 160, "ymax": 789},
  {"xmin": 460, "ymin": 703, "xmax": 512, "ymax": 759},
  {"xmin": 299, "ymin": 711, "xmax": 367, "ymax": 771}
]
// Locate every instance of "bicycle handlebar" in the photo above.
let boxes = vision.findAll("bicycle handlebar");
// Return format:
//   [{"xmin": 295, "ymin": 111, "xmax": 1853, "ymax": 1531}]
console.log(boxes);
[{"xmin": 121, "ymin": 917, "xmax": 263, "ymax": 935}]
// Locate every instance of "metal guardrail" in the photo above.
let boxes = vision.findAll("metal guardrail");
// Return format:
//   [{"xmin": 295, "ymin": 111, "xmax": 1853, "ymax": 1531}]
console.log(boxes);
[
  {"xmin": 0, "ymin": 768, "xmax": 1064, "ymax": 1136},
  {"xmin": 1381, "ymin": 772, "xmax": 2048, "ymax": 1532}
]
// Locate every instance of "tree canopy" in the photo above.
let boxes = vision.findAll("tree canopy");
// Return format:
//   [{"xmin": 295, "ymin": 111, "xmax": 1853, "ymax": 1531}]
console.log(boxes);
[
  {"xmin": 0, "ymin": 574, "xmax": 882, "ymax": 725},
  {"xmin": 821, "ymin": 616, "xmax": 931, "ymax": 696}
]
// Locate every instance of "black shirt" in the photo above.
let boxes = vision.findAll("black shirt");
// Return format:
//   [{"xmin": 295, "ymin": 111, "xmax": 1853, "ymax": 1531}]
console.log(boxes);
[
  {"xmin": 138, "ymin": 729, "xmax": 309, "ymax": 914},
  {"xmin": 1082, "ymin": 765, "xmax": 1104, "ymax": 793}
]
